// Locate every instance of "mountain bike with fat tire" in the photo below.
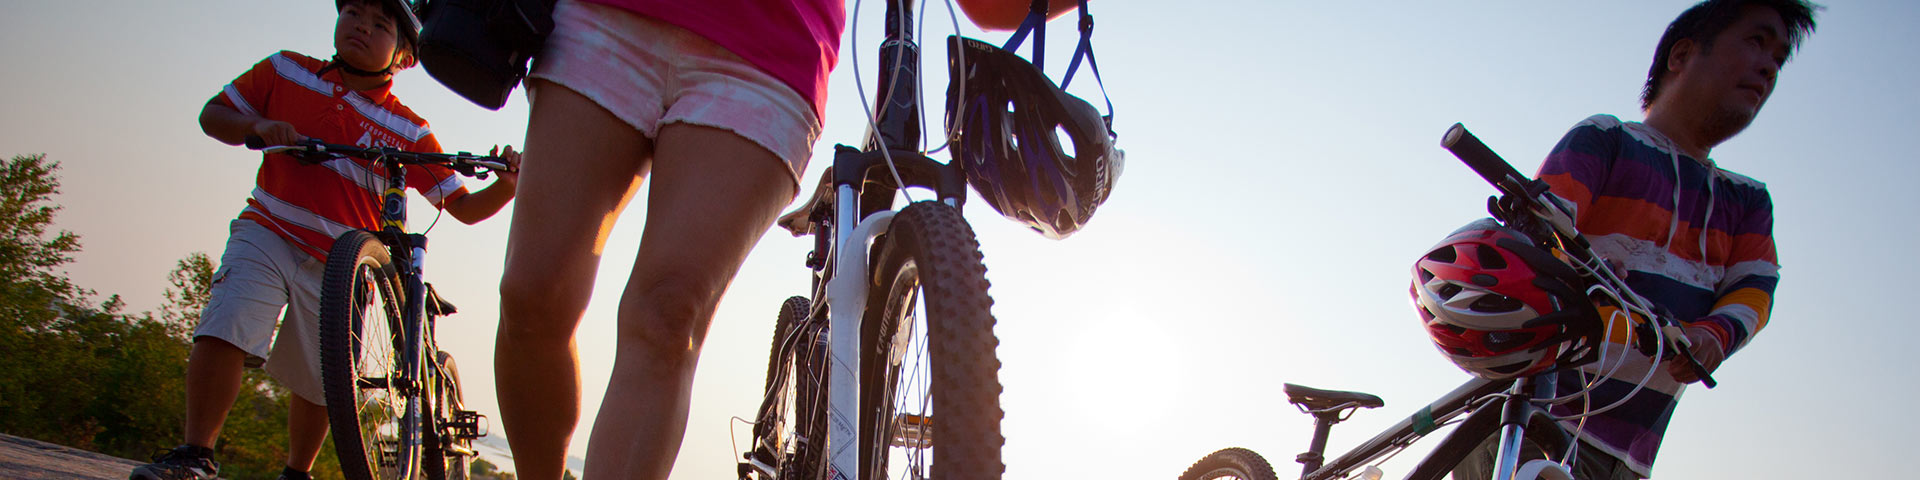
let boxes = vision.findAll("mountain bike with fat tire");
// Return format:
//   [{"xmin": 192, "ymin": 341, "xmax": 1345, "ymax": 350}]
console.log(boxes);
[
  {"xmin": 246, "ymin": 136, "xmax": 509, "ymax": 480},
  {"xmin": 735, "ymin": 0, "xmax": 1014, "ymax": 479},
  {"xmin": 1179, "ymin": 124, "xmax": 1718, "ymax": 480}
]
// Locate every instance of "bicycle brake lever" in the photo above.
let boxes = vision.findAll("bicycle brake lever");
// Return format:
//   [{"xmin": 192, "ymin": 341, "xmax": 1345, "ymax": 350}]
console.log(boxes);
[
  {"xmin": 1639, "ymin": 308, "xmax": 1718, "ymax": 389},
  {"xmin": 1662, "ymin": 323, "xmax": 1718, "ymax": 388},
  {"xmin": 1679, "ymin": 348, "xmax": 1718, "ymax": 388}
]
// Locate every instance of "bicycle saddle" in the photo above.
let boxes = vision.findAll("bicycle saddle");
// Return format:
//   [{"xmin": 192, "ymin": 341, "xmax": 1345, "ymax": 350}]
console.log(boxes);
[{"xmin": 1284, "ymin": 383, "xmax": 1385, "ymax": 411}]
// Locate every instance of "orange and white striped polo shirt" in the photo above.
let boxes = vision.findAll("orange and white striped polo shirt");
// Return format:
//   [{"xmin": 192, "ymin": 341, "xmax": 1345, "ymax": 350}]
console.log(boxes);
[{"xmin": 215, "ymin": 51, "xmax": 467, "ymax": 260}]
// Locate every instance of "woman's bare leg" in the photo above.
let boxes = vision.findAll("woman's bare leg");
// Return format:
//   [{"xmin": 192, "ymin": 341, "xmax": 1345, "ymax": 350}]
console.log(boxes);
[
  {"xmin": 580, "ymin": 122, "xmax": 798, "ymax": 479},
  {"xmin": 496, "ymin": 80, "xmax": 654, "ymax": 480}
]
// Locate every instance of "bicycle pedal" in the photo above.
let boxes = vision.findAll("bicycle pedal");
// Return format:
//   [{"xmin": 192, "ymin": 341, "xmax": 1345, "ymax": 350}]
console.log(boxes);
[{"xmin": 448, "ymin": 410, "xmax": 488, "ymax": 439}]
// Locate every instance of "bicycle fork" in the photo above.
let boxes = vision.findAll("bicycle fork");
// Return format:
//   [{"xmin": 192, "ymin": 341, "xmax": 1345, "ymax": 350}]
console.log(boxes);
[
  {"xmin": 823, "ymin": 183, "xmax": 898, "ymax": 480},
  {"xmin": 1491, "ymin": 376, "xmax": 1574, "ymax": 480}
]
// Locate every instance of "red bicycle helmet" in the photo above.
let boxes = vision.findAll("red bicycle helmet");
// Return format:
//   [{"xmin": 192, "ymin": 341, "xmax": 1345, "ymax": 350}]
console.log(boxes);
[
  {"xmin": 1411, "ymin": 219, "xmax": 1601, "ymax": 379},
  {"xmin": 945, "ymin": 35, "xmax": 1121, "ymax": 240}
]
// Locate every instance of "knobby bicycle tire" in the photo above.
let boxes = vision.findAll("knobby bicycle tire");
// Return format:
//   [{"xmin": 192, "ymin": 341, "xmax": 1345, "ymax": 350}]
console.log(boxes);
[
  {"xmin": 1180, "ymin": 448, "xmax": 1279, "ymax": 480},
  {"xmin": 424, "ymin": 350, "xmax": 470, "ymax": 480},
  {"xmin": 750, "ymin": 296, "xmax": 829, "ymax": 479},
  {"xmin": 858, "ymin": 201, "xmax": 1003, "ymax": 480},
  {"xmin": 319, "ymin": 230, "xmax": 423, "ymax": 480}
]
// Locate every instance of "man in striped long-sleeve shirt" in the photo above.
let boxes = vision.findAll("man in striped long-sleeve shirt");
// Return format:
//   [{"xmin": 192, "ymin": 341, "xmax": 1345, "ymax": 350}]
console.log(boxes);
[{"xmin": 1454, "ymin": 1, "xmax": 1818, "ymax": 479}]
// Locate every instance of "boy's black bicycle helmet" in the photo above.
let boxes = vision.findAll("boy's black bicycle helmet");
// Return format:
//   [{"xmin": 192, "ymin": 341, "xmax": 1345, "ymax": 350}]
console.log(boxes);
[{"xmin": 945, "ymin": 35, "xmax": 1120, "ymax": 240}]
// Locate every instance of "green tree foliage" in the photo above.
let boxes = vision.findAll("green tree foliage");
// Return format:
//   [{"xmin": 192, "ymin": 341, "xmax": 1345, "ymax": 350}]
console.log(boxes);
[
  {"xmin": 0, "ymin": 154, "xmax": 80, "ymax": 328},
  {"xmin": 0, "ymin": 154, "xmax": 340, "ymax": 479},
  {"xmin": 0, "ymin": 153, "xmax": 108, "ymax": 447},
  {"xmin": 470, "ymin": 458, "xmax": 518, "ymax": 480},
  {"xmin": 159, "ymin": 253, "xmax": 215, "ymax": 340}
]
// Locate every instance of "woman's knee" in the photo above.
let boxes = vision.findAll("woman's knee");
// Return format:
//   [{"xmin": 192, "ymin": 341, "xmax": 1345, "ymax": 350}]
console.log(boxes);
[
  {"xmin": 615, "ymin": 273, "xmax": 723, "ymax": 361},
  {"xmin": 498, "ymin": 269, "xmax": 590, "ymax": 342}
]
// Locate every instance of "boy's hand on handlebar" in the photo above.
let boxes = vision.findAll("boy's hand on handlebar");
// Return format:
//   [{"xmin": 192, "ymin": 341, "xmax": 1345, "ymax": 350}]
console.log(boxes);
[
  {"xmin": 490, "ymin": 145, "xmax": 522, "ymax": 186},
  {"xmin": 250, "ymin": 119, "xmax": 305, "ymax": 147},
  {"xmin": 1666, "ymin": 326, "xmax": 1725, "ymax": 384}
]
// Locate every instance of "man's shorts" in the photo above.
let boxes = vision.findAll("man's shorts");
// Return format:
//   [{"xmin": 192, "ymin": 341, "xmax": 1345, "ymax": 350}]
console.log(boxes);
[
  {"xmin": 529, "ymin": 0, "xmax": 821, "ymax": 187},
  {"xmin": 194, "ymin": 218, "xmax": 329, "ymax": 405}
]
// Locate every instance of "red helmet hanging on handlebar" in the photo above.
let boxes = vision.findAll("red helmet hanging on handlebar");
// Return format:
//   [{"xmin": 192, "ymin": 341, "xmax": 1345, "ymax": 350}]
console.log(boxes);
[{"xmin": 1411, "ymin": 219, "xmax": 1603, "ymax": 379}]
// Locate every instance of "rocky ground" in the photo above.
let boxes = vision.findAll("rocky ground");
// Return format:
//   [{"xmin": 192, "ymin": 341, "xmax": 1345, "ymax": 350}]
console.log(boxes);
[{"xmin": 0, "ymin": 433, "xmax": 144, "ymax": 479}]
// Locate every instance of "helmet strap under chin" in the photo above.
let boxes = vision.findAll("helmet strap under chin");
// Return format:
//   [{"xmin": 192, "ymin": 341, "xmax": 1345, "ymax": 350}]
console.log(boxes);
[{"xmin": 319, "ymin": 54, "xmax": 394, "ymax": 80}]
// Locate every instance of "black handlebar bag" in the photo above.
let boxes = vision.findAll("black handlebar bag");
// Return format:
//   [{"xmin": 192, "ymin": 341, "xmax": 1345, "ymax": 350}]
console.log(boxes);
[{"xmin": 416, "ymin": 0, "xmax": 555, "ymax": 110}]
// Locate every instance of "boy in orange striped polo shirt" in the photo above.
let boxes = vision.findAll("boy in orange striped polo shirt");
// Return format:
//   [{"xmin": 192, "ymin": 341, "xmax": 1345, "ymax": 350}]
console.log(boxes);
[{"xmin": 132, "ymin": 1, "xmax": 519, "ymax": 479}]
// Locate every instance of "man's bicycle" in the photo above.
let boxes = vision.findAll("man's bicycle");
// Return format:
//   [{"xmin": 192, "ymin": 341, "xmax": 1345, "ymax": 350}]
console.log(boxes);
[
  {"xmin": 1179, "ymin": 124, "xmax": 1714, "ymax": 480},
  {"xmin": 245, "ymin": 137, "xmax": 509, "ymax": 480},
  {"xmin": 736, "ymin": 0, "xmax": 1119, "ymax": 479}
]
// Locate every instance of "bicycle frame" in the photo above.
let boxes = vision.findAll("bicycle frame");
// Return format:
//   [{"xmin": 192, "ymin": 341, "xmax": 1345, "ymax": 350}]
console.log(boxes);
[
  {"xmin": 384, "ymin": 159, "xmax": 438, "ymax": 466},
  {"xmin": 1291, "ymin": 375, "xmax": 1575, "ymax": 480}
]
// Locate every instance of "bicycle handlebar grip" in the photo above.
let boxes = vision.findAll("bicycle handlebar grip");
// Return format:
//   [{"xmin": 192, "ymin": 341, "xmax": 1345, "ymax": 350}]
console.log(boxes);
[
  {"xmin": 244, "ymin": 135, "xmax": 268, "ymax": 150},
  {"xmin": 1441, "ymin": 123, "xmax": 1529, "ymax": 195}
]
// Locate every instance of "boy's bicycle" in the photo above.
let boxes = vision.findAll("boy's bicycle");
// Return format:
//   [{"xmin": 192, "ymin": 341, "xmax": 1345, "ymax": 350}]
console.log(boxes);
[
  {"xmin": 1179, "ymin": 124, "xmax": 1714, "ymax": 480},
  {"xmin": 246, "ymin": 136, "xmax": 510, "ymax": 480},
  {"xmin": 737, "ymin": 0, "xmax": 1118, "ymax": 479}
]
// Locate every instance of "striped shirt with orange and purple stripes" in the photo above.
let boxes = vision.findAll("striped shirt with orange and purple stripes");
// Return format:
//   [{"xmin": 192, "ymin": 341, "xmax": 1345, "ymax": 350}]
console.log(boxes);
[{"xmin": 1535, "ymin": 114, "xmax": 1780, "ymax": 477}]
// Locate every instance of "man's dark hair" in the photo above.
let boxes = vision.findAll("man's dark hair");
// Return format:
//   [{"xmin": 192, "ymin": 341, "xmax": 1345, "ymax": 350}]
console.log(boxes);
[{"xmin": 1641, "ymin": 0, "xmax": 1820, "ymax": 110}]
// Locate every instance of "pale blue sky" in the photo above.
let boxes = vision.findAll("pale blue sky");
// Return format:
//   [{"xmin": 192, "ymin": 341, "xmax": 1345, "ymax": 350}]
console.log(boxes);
[{"xmin": 3, "ymin": 0, "xmax": 1915, "ymax": 478}]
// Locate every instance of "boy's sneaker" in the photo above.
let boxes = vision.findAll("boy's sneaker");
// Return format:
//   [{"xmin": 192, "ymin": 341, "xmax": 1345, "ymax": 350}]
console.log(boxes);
[
  {"xmin": 128, "ymin": 445, "xmax": 219, "ymax": 480},
  {"xmin": 275, "ymin": 466, "xmax": 314, "ymax": 480}
]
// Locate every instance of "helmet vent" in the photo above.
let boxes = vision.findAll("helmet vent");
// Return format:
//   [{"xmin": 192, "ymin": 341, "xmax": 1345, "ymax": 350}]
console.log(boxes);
[
  {"xmin": 1483, "ymin": 330, "xmax": 1536, "ymax": 351},
  {"xmin": 1475, "ymin": 245, "xmax": 1508, "ymax": 269},
  {"xmin": 1054, "ymin": 125, "xmax": 1076, "ymax": 158},
  {"xmin": 1436, "ymin": 284, "xmax": 1463, "ymax": 300},
  {"xmin": 1469, "ymin": 294, "xmax": 1524, "ymax": 313},
  {"xmin": 1426, "ymin": 246, "xmax": 1458, "ymax": 264}
]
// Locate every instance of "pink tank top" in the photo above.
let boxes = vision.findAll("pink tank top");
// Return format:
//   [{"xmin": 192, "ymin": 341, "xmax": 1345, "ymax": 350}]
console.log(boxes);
[{"xmin": 587, "ymin": 0, "xmax": 846, "ymax": 120}]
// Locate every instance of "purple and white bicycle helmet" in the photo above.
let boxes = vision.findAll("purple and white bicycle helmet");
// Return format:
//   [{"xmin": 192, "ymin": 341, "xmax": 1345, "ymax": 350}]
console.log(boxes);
[{"xmin": 945, "ymin": 34, "xmax": 1121, "ymax": 240}]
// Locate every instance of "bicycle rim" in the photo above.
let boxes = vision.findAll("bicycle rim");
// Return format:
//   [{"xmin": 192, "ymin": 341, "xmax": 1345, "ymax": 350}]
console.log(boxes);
[
  {"xmin": 859, "ymin": 201, "xmax": 1003, "ymax": 480},
  {"xmin": 320, "ymin": 231, "xmax": 423, "ymax": 480}
]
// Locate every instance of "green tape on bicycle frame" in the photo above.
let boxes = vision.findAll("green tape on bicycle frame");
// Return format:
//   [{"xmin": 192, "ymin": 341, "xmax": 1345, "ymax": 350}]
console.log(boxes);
[{"xmin": 1413, "ymin": 406, "xmax": 1438, "ymax": 435}]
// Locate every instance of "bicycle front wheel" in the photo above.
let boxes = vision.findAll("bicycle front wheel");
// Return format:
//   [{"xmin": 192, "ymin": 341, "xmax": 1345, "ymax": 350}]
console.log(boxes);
[
  {"xmin": 1180, "ymin": 448, "xmax": 1279, "ymax": 480},
  {"xmin": 320, "ymin": 230, "xmax": 423, "ymax": 480},
  {"xmin": 859, "ymin": 201, "xmax": 1003, "ymax": 480}
]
